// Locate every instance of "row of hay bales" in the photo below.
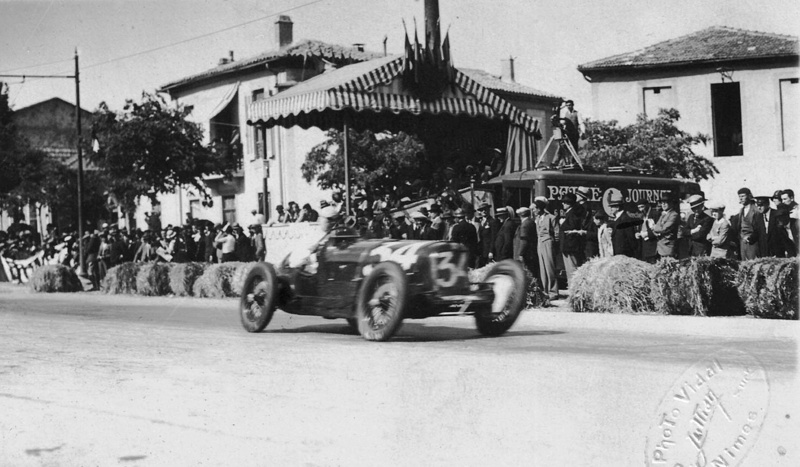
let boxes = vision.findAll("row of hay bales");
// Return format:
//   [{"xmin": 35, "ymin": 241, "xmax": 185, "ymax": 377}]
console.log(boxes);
[
  {"xmin": 28, "ymin": 262, "xmax": 259, "ymax": 298},
  {"xmin": 569, "ymin": 256, "xmax": 799, "ymax": 320}
]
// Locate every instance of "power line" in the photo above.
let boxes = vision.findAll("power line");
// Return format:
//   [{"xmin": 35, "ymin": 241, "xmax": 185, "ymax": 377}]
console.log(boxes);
[
  {"xmin": 82, "ymin": 0, "xmax": 327, "ymax": 71},
  {"xmin": 0, "ymin": 57, "xmax": 73, "ymax": 74}
]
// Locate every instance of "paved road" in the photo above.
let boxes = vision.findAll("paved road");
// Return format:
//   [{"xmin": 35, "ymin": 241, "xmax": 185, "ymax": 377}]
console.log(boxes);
[{"xmin": 0, "ymin": 283, "xmax": 797, "ymax": 466}]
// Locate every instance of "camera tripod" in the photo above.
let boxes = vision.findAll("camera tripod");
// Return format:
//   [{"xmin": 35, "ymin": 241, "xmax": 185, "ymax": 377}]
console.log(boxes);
[{"xmin": 535, "ymin": 125, "xmax": 584, "ymax": 170}]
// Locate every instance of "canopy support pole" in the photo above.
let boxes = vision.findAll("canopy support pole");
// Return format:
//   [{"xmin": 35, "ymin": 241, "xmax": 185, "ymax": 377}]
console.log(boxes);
[{"xmin": 343, "ymin": 119, "xmax": 351, "ymax": 216}]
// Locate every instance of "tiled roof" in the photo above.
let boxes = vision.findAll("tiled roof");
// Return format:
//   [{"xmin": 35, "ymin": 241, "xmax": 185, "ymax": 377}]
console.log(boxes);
[
  {"xmin": 161, "ymin": 39, "xmax": 383, "ymax": 91},
  {"xmin": 459, "ymin": 68, "xmax": 561, "ymax": 100},
  {"xmin": 578, "ymin": 26, "xmax": 799, "ymax": 73}
]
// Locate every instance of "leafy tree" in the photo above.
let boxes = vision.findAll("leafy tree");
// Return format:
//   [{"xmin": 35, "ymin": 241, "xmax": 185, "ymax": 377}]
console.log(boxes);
[
  {"xmin": 89, "ymin": 92, "xmax": 237, "ymax": 214},
  {"xmin": 301, "ymin": 129, "xmax": 426, "ymax": 198},
  {"xmin": 581, "ymin": 108, "xmax": 718, "ymax": 181}
]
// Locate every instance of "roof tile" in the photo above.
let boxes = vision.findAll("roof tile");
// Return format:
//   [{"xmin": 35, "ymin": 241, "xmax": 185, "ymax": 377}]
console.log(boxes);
[{"xmin": 579, "ymin": 26, "xmax": 798, "ymax": 72}]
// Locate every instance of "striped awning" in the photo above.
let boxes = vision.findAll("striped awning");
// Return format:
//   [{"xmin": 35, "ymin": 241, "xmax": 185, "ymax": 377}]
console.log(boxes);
[
  {"xmin": 248, "ymin": 55, "xmax": 540, "ymax": 137},
  {"xmin": 503, "ymin": 124, "xmax": 538, "ymax": 174}
]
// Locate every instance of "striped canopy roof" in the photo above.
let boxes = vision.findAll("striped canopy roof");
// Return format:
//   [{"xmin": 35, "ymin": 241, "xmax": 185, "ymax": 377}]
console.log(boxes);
[{"xmin": 247, "ymin": 55, "xmax": 540, "ymax": 136}]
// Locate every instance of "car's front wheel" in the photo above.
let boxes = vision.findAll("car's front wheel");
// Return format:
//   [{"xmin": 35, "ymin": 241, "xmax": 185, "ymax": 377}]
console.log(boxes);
[
  {"xmin": 239, "ymin": 263, "xmax": 278, "ymax": 332},
  {"xmin": 355, "ymin": 262, "xmax": 408, "ymax": 341},
  {"xmin": 474, "ymin": 259, "xmax": 526, "ymax": 336}
]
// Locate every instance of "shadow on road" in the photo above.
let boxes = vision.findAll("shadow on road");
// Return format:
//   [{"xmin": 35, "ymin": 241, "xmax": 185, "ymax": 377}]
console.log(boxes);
[{"xmin": 267, "ymin": 321, "xmax": 566, "ymax": 342}]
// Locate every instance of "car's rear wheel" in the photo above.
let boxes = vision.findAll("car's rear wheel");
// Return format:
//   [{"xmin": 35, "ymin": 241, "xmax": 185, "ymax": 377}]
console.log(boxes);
[
  {"xmin": 475, "ymin": 259, "xmax": 526, "ymax": 337},
  {"xmin": 355, "ymin": 262, "xmax": 408, "ymax": 341},
  {"xmin": 239, "ymin": 263, "xmax": 278, "ymax": 332}
]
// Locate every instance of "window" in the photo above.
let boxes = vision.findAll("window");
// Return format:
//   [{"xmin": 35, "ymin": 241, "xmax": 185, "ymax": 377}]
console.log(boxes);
[
  {"xmin": 711, "ymin": 83, "xmax": 744, "ymax": 157},
  {"xmin": 189, "ymin": 200, "xmax": 201, "ymax": 220},
  {"xmin": 222, "ymin": 196, "xmax": 236, "ymax": 225},
  {"xmin": 254, "ymin": 126, "xmax": 265, "ymax": 159},
  {"xmin": 780, "ymin": 78, "xmax": 798, "ymax": 152},
  {"xmin": 642, "ymin": 86, "xmax": 673, "ymax": 118},
  {"xmin": 252, "ymin": 89, "xmax": 265, "ymax": 102}
]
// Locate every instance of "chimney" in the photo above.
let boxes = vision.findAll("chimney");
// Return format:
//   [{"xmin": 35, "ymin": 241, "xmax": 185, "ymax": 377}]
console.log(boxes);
[
  {"xmin": 352, "ymin": 43, "xmax": 365, "ymax": 52},
  {"xmin": 229, "ymin": 50, "xmax": 234, "ymax": 62},
  {"xmin": 501, "ymin": 56, "xmax": 516, "ymax": 83},
  {"xmin": 275, "ymin": 15, "xmax": 293, "ymax": 49}
]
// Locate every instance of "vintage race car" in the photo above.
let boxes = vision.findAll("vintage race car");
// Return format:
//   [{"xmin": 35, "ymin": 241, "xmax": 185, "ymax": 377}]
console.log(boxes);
[{"xmin": 238, "ymin": 226, "xmax": 527, "ymax": 341}]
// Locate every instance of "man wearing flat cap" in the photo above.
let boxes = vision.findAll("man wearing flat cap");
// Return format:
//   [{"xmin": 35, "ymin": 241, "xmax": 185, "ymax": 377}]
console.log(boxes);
[
  {"xmin": 685, "ymin": 194, "xmax": 713, "ymax": 256},
  {"xmin": 730, "ymin": 187, "xmax": 759, "ymax": 260},
  {"xmin": 650, "ymin": 193, "xmax": 680, "ymax": 259}
]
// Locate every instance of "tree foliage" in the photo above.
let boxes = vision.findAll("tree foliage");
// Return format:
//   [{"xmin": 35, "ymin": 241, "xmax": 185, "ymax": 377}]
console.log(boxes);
[
  {"xmin": 302, "ymin": 129, "xmax": 426, "ymax": 197},
  {"xmin": 0, "ymin": 85, "xmax": 62, "ymax": 213},
  {"xmin": 581, "ymin": 108, "xmax": 718, "ymax": 181},
  {"xmin": 89, "ymin": 92, "xmax": 236, "ymax": 212}
]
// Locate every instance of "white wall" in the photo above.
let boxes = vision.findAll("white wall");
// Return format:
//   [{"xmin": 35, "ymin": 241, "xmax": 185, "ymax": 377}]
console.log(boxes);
[{"xmin": 588, "ymin": 64, "xmax": 799, "ymax": 215}]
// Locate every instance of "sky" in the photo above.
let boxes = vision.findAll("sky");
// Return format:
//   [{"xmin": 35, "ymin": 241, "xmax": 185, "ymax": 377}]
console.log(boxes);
[{"xmin": 1, "ymin": 0, "xmax": 798, "ymax": 119}]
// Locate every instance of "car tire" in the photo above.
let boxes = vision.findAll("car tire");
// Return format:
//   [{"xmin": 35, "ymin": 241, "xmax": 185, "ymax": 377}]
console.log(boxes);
[
  {"xmin": 355, "ymin": 261, "xmax": 408, "ymax": 341},
  {"xmin": 239, "ymin": 263, "xmax": 278, "ymax": 333},
  {"xmin": 475, "ymin": 259, "xmax": 526, "ymax": 337}
]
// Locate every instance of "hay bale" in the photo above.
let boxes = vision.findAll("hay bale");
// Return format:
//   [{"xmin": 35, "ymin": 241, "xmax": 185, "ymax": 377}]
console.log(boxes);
[
  {"xmin": 231, "ymin": 262, "xmax": 259, "ymax": 297},
  {"xmin": 192, "ymin": 262, "xmax": 242, "ymax": 298},
  {"xmin": 569, "ymin": 256, "xmax": 656, "ymax": 314},
  {"xmin": 136, "ymin": 262, "xmax": 173, "ymax": 296},
  {"xmin": 28, "ymin": 264, "xmax": 84, "ymax": 293},
  {"xmin": 102, "ymin": 262, "xmax": 141, "ymax": 294},
  {"xmin": 468, "ymin": 264, "xmax": 493, "ymax": 283},
  {"xmin": 649, "ymin": 257, "xmax": 745, "ymax": 317},
  {"xmin": 169, "ymin": 262, "xmax": 207, "ymax": 296},
  {"xmin": 736, "ymin": 258, "xmax": 799, "ymax": 320}
]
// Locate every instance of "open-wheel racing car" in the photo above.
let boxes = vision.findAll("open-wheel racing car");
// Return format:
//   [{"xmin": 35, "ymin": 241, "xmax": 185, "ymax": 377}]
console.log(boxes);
[{"xmin": 239, "ymin": 224, "xmax": 527, "ymax": 341}]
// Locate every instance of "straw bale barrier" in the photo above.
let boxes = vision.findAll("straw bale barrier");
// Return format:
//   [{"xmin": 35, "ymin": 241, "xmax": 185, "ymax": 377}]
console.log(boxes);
[
  {"xmin": 28, "ymin": 264, "xmax": 84, "ymax": 293},
  {"xmin": 231, "ymin": 262, "xmax": 258, "ymax": 297},
  {"xmin": 102, "ymin": 263, "xmax": 142, "ymax": 294},
  {"xmin": 736, "ymin": 258, "xmax": 798, "ymax": 320},
  {"xmin": 192, "ymin": 262, "xmax": 243, "ymax": 298},
  {"xmin": 136, "ymin": 262, "xmax": 174, "ymax": 296},
  {"xmin": 649, "ymin": 257, "xmax": 745, "ymax": 317},
  {"xmin": 569, "ymin": 256, "xmax": 656, "ymax": 314},
  {"xmin": 169, "ymin": 262, "xmax": 207, "ymax": 297}
]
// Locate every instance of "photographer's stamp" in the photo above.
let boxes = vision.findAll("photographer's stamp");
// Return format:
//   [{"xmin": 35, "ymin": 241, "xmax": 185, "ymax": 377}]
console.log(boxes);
[{"xmin": 645, "ymin": 350, "xmax": 770, "ymax": 466}]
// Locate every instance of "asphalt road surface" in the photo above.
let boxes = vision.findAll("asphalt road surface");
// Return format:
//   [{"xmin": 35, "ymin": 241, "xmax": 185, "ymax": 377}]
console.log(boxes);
[{"xmin": 1, "ymin": 283, "xmax": 797, "ymax": 466}]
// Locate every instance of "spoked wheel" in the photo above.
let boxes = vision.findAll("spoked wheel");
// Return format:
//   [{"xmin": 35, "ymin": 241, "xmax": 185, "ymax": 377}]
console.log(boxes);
[
  {"xmin": 239, "ymin": 263, "xmax": 278, "ymax": 332},
  {"xmin": 475, "ymin": 259, "xmax": 526, "ymax": 337},
  {"xmin": 355, "ymin": 262, "xmax": 408, "ymax": 341}
]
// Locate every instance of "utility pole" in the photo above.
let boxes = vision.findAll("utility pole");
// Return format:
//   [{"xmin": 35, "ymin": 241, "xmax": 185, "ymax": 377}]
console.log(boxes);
[
  {"xmin": 75, "ymin": 49, "xmax": 85, "ymax": 275},
  {"xmin": 424, "ymin": 0, "xmax": 441, "ymax": 53},
  {"xmin": 0, "ymin": 50, "xmax": 85, "ymax": 274}
]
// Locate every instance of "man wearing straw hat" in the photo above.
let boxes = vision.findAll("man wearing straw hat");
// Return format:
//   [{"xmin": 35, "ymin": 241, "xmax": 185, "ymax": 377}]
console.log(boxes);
[
  {"xmin": 685, "ymin": 194, "xmax": 713, "ymax": 256},
  {"xmin": 533, "ymin": 197, "xmax": 559, "ymax": 300}
]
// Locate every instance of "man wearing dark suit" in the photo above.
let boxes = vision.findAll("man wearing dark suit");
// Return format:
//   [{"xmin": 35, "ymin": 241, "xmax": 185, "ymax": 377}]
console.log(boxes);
[
  {"xmin": 780, "ymin": 189, "xmax": 799, "ymax": 245},
  {"xmin": 730, "ymin": 187, "xmax": 759, "ymax": 260},
  {"xmin": 635, "ymin": 201, "xmax": 660, "ymax": 263},
  {"xmin": 685, "ymin": 194, "xmax": 714, "ymax": 256},
  {"xmin": 451, "ymin": 209, "xmax": 479, "ymax": 263},
  {"xmin": 558, "ymin": 193, "xmax": 586, "ymax": 285},
  {"xmin": 410, "ymin": 212, "xmax": 435, "ymax": 240},
  {"xmin": 476, "ymin": 203, "xmax": 499, "ymax": 267},
  {"xmin": 494, "ymin": 207, "xmax": 516, "ymax": 262},
  {"xmin": 608, "ymin": 196, "xmax": 639, "ymax": 257},
  {"xmin": 576, "ymin": 187, "xmax": 598, "ymax": 260},
  {"xmin": 754, "ymin": 196, "xmax": 783, "ymax": 257},
  {"xmin": 650, "ymin": 194, "xmax": 680, "ymax": 259},
  {"xmin": 775, "ymin": 204, "xmax": 798, "ymax": 257}
]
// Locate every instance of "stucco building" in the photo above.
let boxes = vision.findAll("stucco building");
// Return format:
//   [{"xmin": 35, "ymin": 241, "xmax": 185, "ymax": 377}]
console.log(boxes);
[
  {"xmin": 150, "ymin": 17, "xmax": 560, "ymax": 228},
  {"xmin": 578, "ymin": 26, "xmax": 798, "ymax": 211}
]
